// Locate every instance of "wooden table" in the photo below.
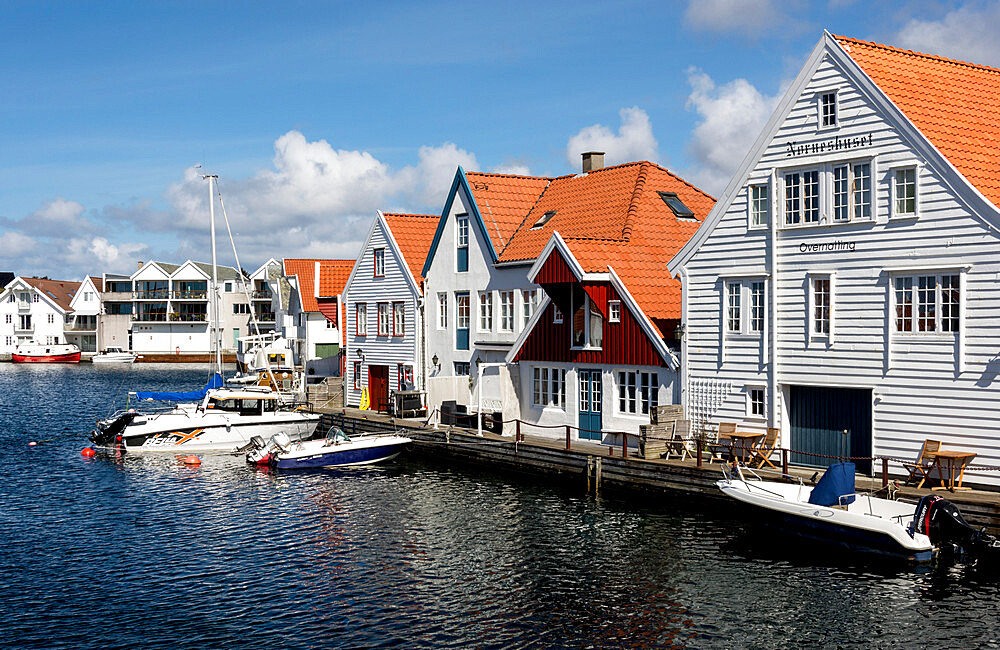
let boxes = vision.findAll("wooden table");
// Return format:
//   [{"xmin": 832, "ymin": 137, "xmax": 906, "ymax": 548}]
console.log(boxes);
[
  {"xmin": 927, "ymin": 450, "xmax": 977, "ymax": 492},
  {"xmin": 724, "ymin": 431, "xmax": 765, "ymax": 463}
]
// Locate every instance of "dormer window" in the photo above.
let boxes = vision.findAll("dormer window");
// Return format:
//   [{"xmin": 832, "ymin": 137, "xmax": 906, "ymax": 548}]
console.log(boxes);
[
  {"xmin": 456, "ymin": 214, "xmax": 469, "ymax": 272},
  {"xmin": 820, "ymin": 91, "xmax": 837, "ymax": 128},
  {"xmin": 531, "ymin": 210, "xmax": 556, "ymax": 230},
  {"xmin": 658, "ymin": 192, "xmax": 695, "ymax": 220}
]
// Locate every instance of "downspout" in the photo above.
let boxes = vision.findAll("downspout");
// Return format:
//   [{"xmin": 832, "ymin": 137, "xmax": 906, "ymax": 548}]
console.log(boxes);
[
  {"xmin": 768, "ymin": 170, "xmax": 778, "ymax": 430},
  {"xmin": 678, "ymin": 267, "xmax": 689, "ymax": 415}
]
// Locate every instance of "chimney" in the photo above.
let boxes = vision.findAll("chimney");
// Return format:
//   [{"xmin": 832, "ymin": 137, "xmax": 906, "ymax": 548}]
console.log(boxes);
[
  {"xmin": 582, "ymin": 151, "xmax": 605, "ymax": 173},
  {"xmin": 137, "ymin": 261, "xmax": 143, "ymax": 270}
]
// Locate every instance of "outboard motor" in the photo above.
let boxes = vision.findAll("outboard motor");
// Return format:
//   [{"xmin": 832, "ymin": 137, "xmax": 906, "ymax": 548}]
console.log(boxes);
[
  {"xmin": 913, "ymin": 495, "xmax": 1000, "ymax": 562},
  {"xmin": 90, "ymin": 411, "xmax": 136, "ymax": 447}
]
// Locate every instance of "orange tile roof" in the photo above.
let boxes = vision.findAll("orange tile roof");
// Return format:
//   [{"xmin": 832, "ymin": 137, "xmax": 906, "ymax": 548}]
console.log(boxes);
[
  {"xmin": 465, "ymin": 172, "xmax": 553, "ymax": 252},
  {"xmin": 23, "ymin": 277, "xmax": 77, "ymax": 311},
  {"xmin": 496, "ymin": 162, "xmax": 714, "ymax": 323},
  {"xmin": 836, "ymin": 35, "xmax": 1000, "ymax": 207},
  {"xmin": 382, "ymin": 212, "xmax": 439, "ymax": 293},
  {"xmin": 89, "ymin": 276, "xmax": 103, "ymax": 291},
  {"xmin": 282, "ymin": 258, "xmax": 354, "ymax": 313}
]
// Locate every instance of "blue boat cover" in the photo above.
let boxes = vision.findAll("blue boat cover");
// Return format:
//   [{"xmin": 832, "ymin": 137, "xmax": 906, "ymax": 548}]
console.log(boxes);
[
  {"xmin": 807, "ymin": 462, "xmax": 857, "ymax": 507},
  {"xmin": 135, "ymin": 373, "xmax": 224, "ymax": 401}
]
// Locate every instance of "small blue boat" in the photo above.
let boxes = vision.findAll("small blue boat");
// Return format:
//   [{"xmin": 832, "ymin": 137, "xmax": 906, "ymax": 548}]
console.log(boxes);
[{"xmin": 247, "ymin": 427, "xmax": 411, "ymax": 469}]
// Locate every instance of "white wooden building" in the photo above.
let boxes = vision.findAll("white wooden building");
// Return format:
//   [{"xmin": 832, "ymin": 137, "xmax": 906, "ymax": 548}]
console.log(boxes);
[
  {"xmin": 669, "ymin": 32, "xmax": 1000, "ymax": 484},
  {"xmin": 344, "ymin": 211, "xmax": 437, "ymax": 410},
  {"xmin": 0, "ymin": 277, "xmax": 77, "ymax": 353}
]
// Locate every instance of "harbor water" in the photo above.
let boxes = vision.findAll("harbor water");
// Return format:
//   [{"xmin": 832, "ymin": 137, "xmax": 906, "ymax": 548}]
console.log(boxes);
[{"xmin": 2, "ymin": 363, "xmax": 997, "ymax": 648}]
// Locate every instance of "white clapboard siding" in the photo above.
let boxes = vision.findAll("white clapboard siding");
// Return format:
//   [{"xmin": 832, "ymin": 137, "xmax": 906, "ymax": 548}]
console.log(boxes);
[{"xmin": 679, "ymin": 39, "xmax": 1000, "ymax": 485}]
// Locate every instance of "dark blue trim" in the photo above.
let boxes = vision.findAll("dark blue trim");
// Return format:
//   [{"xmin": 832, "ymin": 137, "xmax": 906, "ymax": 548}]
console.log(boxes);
[
  {"xmin": 275, "ymin": 440, "xmax": 408, "ymax": 468},
  {"xmin": 420, "ymin": 167, "xmax": 498, "ymax": 278}
]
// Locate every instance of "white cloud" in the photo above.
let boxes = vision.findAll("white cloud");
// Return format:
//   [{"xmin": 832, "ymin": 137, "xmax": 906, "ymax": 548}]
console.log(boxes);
[
  {"xmin": 565, "ymin": 106, "xmax": 659, "ymax": 169},
  {"xmin": 682, "ymin": 68, "xmax": 782, "ymax": 194},
  {"xmin": 489, "ymin": 161, "xmax": 532, "ymax": 176},
  {"xmin": 684, "ymin": 0, "xmax": 801, "ymax": 38},
  {"xmin": 894, "ymin": 3, "xmax": 1000, "ymax": 67},
  {"xmin": 88, "ymin": 237, "xmax": 148, "ymax": 267}
]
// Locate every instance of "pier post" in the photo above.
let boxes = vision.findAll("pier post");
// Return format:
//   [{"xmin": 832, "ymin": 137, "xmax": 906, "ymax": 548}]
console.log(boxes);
[
  {"xmin": 697, "ymin": 438, "xmax": 703, "ymax": 468},
  {"xmin": 595, "ymin": 456, "xmax": 601, "ymax": 494},
  {"xmin": 782, "ymin": 448, "xmax": 789, "ymax": 476},
  {"xmin": 586, "ymin": 456, "xmax": 593, "ymax": 492},
  {"xmin": 516, "ymin": 419, "xmax": 521, "ymax": 442},
  {"xmin": 882, "ymin": 458, "xmax": 889, "ymax": 488},
  {"xmin": 621, "ymin": 432, "xmax": 627, "ymax": 461},
  {"xmin": 565, "ymin": 426, "xmax": 571, "ymax": 450}
]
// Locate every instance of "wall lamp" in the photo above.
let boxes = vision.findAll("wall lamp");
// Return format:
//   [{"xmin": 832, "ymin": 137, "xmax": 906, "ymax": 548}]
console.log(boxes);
[
  {"xmin": 356, "ymin": 348, "xmax": 365, "ymax": 362},
  {"xmin": 431, "ymin": 353, "xmax": 440, "ymax": 370}
]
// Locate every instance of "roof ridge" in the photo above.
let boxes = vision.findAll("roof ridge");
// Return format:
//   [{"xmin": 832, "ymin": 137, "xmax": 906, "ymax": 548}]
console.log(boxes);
[
  {"xmin": 383, "ymin": 212, "xmax": 438, "ymax": 219},
  {"xmin": 466, "ymin": 170, "xmax": 555, "ymax": 181},
  {"xmin": 835, "ymin": 34, "xmax": 1000, "ymax": 76},
  {"xmin": 621, "ymin": 163, "xmax": 649, "ymax": 241}
]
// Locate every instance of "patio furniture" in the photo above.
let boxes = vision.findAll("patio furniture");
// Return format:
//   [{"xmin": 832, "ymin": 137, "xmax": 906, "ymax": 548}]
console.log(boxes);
[
  {"xmin": 927, "ymin": 449, "xmax": 977, "ymax": 492},
  {"xmin": 751, "ymin": 427, "xmax": 780, "ymax": 469},
  {"xmin": 664, "ymin": 419, "xmax": 692, "ymax": 461},
  {"xmin": 901, "ymin": 439, "xmax": 941, "ymax": 488},
  {"xmin": 707, "ymin": 422, "xmax": 737, "ymax": 463}
]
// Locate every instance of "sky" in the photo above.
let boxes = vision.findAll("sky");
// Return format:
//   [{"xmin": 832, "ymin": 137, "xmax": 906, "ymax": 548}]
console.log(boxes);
[{"xmin": 2, "ymin": 0, "xmax": 999, "ymax": 281}]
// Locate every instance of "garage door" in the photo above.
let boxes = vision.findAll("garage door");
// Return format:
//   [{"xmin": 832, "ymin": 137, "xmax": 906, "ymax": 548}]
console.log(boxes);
[{"xmin": 789, "ymin": 385, "xmax": 872, "ymax": 473}]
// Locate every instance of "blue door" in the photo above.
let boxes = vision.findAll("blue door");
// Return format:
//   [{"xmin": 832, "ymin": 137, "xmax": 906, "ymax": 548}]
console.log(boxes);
[{"xmin": 578, "ymin": 369, "xmax": 602, "ymax": 440}]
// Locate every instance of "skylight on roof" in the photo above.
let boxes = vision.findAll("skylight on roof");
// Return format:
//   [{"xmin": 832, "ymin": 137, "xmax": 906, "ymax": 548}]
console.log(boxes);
[
  {"xmin": 530, "ymin": 210, "xmax": 556, "ymax": 230},
  {"xmin": 658, "ymin": 192, "xmax": 695, "ymax": 219}
]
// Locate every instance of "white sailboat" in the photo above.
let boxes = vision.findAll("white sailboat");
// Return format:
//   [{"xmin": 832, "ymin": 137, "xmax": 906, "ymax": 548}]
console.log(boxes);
[{"xmin": 91, "ymin": 175, "xmax": 319, "ymax": 452}]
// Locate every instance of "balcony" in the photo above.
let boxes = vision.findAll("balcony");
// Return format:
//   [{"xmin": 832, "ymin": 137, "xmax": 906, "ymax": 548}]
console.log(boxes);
[
  {"xmin": 17, "ymin": 302, "xmax": 31, "ymax": 312},
  {"xmin": 171, "ymin": 290, "xmax": 208, "ymax": 300},
  {"xmin": 131, "ymin": 313, "xmax": 168, "ymax": 322},
  {"xmin": 134, "ymin": 290, "xmax": 170, "ymax": 300},
  {"xmin": 170, "ymin": 312, "xmax": 207, "ymax": 322},
  {"xmin": 65, "ymin": 324, "xmax": 97, "ymax": 332},
  {"xmin": 256, "ymin": 312, "xmax": 276, "ymax": 322},
  {"xmin": 252, "ymin": 290, "xmax": 273, "ymax": 301}
]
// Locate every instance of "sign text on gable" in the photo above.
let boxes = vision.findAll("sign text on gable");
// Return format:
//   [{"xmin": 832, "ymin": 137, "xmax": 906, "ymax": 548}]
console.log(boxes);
[{"xmin": 786, "ymin": 133, "xmax": 873, "ymax": 158}]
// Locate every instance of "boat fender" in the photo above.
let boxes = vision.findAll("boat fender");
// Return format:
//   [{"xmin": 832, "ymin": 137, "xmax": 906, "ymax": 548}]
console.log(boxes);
[
  {"xmin": 81, "ymin": 447, "xmax": 96, "ymax": 457},
  {"xmin": 183, "ymin": 455, "xmax": 201, "ymax": 465},
  {"xmin": 28, "ymin": 441, "xmax": 37, "ymax": 446}
]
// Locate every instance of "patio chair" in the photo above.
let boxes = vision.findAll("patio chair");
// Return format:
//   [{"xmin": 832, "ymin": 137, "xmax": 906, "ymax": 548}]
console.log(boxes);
[
  {"xmin": 751, "ymin": 427, "xmax": 780, "ymax": 469},
  {"xmin": 664, "ymin": 419, "xmax": 692, "ymax": 461},
  {"xmin": 707, "ymin": 422, "xmax": 737, "ymax": 463},
  {"xmin": 901, "ymin": 439, "xmax": 941, "ymax": 488}
]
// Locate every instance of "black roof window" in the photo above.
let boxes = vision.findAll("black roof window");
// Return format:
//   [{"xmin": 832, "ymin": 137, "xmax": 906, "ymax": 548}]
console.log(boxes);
[
  {"xmin": 658, "ymin": 192, "xmax": 695, "ymax": 219},
  {"xmin": 530, "ymin": 210, "xmax": 557, "ymax": 230}
]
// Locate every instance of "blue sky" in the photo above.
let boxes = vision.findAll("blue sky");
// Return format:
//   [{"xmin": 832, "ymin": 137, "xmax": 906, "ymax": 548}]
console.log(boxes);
[{"xmin": 2, "ymin": 0, "xmax": 997, "ymax": 280}]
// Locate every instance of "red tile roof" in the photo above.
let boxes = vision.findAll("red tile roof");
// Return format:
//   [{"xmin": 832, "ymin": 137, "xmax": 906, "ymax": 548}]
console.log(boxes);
[
  {"xmin": 22, "ymin": 277, "xmax": 77, "ymax": 311},
  {"xmin": 282, "ymin": 259, "xmax": 354, "ymax": 313},
  {"xmin": 836, "ymin": 35, "xmax": 1000, "ymax": 208},
  {"xmin": 89, "ymin": 276, "xmax": 103, "ymax": 291},
  {"xmin": 382, "ymin": 212, "xmax": 439, "ymax": 292},
  {"xmin": 465, "ymin": 172, "xmax": 553, "ymax": 252},
  {"xmin": 495, "ymin": 162, "xmax": 714, "ymax": 324}
]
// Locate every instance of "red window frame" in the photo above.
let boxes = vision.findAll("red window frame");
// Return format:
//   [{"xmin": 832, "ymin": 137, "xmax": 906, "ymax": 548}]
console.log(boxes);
[
  {"xmin": 373, "ymin": 248, "xmax": 385, "ymax": 277},
  {"xmin": 397, "ymin": 363, "xmax": 413, "ymax": 390},
  {"xmin": 392, "ymin": 301, "xmax": 405, "ymax": 337}
]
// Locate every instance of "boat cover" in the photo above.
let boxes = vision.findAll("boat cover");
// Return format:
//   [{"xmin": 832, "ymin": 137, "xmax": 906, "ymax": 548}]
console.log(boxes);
[
  {"xmin": 807, "ymin": 462, "xmax": 856, "ymax": 507},
  {"xmin": 135, "ymin": 373, "xmax": 224, "ymax": 401}
]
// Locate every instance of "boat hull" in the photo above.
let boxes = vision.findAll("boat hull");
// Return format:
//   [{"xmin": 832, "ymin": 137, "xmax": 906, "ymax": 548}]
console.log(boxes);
[
  {"xmin": 274, "ymin": 436, "xmax": 411, "ymax": 469},
  {"xmin": 118, "ymin": 415, "xmax": 320, "ymax": 452},
  {"xmin": 12, "ymin": 351, "xmax": 81, "ymax": 363},
  {"xmin": 92, "ymin": 354, "xmax": 137, "ymax": 363}
]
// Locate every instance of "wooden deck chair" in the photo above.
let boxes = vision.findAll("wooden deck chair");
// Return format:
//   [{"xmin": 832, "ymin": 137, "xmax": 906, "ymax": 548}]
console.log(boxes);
[
  {"xmin": 665, "ymin": 419, "xmax": 692, "ymax": 461},
  {"xmin": 708, "ymin": 422, "xmax": 737, "ymax": 463},
  {"xmin": 751, "ymin": 427, "xmax": 780, "ymax": 469},
  {"xmin": 901, "ymin": 439, "xmax": 941, "ymax": 487}
]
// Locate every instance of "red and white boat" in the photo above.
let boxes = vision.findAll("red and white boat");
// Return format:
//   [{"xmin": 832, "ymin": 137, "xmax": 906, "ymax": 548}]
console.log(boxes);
[{"xmin": 12, "ymin": 343, "xmax": 82, "ymax": 363}]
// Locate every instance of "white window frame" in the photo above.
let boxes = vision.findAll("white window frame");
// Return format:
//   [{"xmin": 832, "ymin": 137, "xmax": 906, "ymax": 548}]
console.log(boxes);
[
  {"xmin": 617, "ymin": 370, "xmax": 659, "ymax": 416},
  {"xmin": 356, "ymin": 303, "xmax": 367, "ymax": 336},
  {"xmin": 392, "ymin": 301, "xmax": 405, "ymax": 337},
  {"xmin": 553, "ymin": 304, "xmax": 563, "ymax": 324},
  {"xmin": 456, "ymin": 293, "xmax": 470, "ymax": 329},
  {"xmin": 780, "ymin": 158, "xmax": 874, "ymax": 228},
  {"xmin": 377, "ymin": 302, "xmax": 390, "ymax": 336},
  {"xmin": 891, "ymin": 165, "xmax": 919, "ymax": 219},
  {"xmin": 353, "ymin": 361, "xmax": 362, "ymax": 390},
  {"xmin": 532, "ymin": 366, "xmax": 566, "ymax": 409},
  {"xmin": 892, "ymin": 272, "xmax": 961, "ymax": 336},
  {"xmin": 499, "ymin": 290, "xmax": 515, "ymax": 332},
  {"xmin": 808, "ymin": 273, "xmax": 834, "ymax": 343},
  {"xmin": 747, "ymin": 386, "xmax": 766, "ymax": 419},
  {"xmin": 723, "ymin": 277, "xmax": 766, "ymax": 337},
  {"xmin": 521, "ymin": 289, "xmax": 535, "ymax": 326},
  {"xmin": 478, "ymin": 290, "xmax": 493, "ymax": 332},
  {"xmin": 608, "ymin": 300, "xmax": 621, "ymax": 323},
  {"xmin": 818, "ymin": 89, "xmax": 838, "ymax": 130},
  {"xmin": 748, "ymin": 183, "xmax": 769, "ymax": 229},
  {"xmin": 437, "ymin": 292, "xmax": 448, "ymax": 329},
  {"xmin": 373, "ymin": 248, "xmax": 385, "ymax": 277}
]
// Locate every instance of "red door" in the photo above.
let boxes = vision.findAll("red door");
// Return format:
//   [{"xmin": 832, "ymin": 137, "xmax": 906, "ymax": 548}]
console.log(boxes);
[{"xmin": 368, "ymin": 365, "xmax": 389, "ymax": 412}]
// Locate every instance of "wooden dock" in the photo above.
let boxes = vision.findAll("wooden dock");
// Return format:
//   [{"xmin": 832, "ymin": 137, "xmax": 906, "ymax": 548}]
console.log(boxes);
[{"xmin": 318, "ymin": 408, "xmax": 1000, "ymax": 533}]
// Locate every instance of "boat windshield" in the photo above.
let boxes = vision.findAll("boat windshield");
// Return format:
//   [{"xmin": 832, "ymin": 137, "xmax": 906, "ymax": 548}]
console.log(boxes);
[
  {"xmin": 326, "ymin": 427, "xmax": 350, "ymax": 443},
  {"xmin": 208, "ymin": 396, "xmax": 277, "ymax": 415}
]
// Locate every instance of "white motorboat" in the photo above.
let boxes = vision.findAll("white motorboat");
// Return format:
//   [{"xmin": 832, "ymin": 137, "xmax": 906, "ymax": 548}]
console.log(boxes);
[
  {"xmin": 247, "ymin": 427, "xmax": 411, "ymax": 469},
  {"xmin": 91, "ymin": 347, "xmax": 138, "ymax": 364},
  {"xmin": 92, "ymin": 384, "xmax": 319, "ymax": 452}
]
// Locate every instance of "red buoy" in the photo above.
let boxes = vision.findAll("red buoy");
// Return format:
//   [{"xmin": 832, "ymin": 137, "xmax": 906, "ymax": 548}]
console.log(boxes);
[
  {"xmin": 81, "ymin": 447, "xmax": 96, "ymax": 457},
  {"xmin": 28, "ymin": 441, "xmax": 37, "ymax": 447},
  {"xmin": 183, "ymin": 455, "xmax": 201, "ymax": 465}
]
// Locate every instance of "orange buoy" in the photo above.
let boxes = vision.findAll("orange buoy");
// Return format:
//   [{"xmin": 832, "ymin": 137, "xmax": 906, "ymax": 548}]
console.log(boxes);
[
  {"xmin": 183, "ymin": 455, "xmax": 201, "ymax": 465},
  {"xmin": 81, "ymin": 447, "xmax": 96, "ymax": 457}
]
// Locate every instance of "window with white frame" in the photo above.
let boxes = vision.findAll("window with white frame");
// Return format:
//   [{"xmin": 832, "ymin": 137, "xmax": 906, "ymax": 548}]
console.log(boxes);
[
  {"xmin": 748, "ymin": 387, "xmax": 765, "ymax": 418},
  {"xmin": 570, "ymin": 285, "xmax": 602, "ymax": 348},
  {"xmin": 32, "ymin": 294, "xmax": 39, "ymax": 303},
  {"xmin": 392, "ymin": 302, "xmax": 405, "ymax": 336},
  {"xmin": 456, "ymin": 215, "xmax": 469, "ymax": 272},
  {"xmin": 851, "ymin": 162, "xmax": 871, "ymax": 220},
  {"xmin": 532, "ymin": 367, "xmax": 566, "ymax": 408},
  {"xmin": 479, "ymin": 291, "xmax": 493, "ymax": 332},
  {"xmin": 353, "ymin": 362, "xmax": 362, "ymax": 390},
  {"xmin": 325, "ymin": 317, "xmax": 336, "ymax": 329},
  {"xmin": 608, "ymin": 300, "xmax": 621, "ymax": 323},
  {"xmin": 4, "ymin": 315, "xmax": 9, "ymax": 324},
  {"xmin": 893, "ymin": 167, "xmax": 917, "ymax": 217},
  {"xmin": 356, "ymin": 303, "xmax": 367, "ymax": 336},
  {"xmin": 6, "ymin": 294, "xmax": 13, "ymax": 303},
  {"xmin": 438, "ymin": 293, "xmax": 448, "ymax": 329},
  {"xmin": 749, "ymin": 281, "xmax": 765, "ymax": 333},
  {"xmin": 19, "ymin": 315, "xmax": 31, "ymax": 330},
  {"xmin": 5, "ymin": 336, "xmax": 11, "ymax": 345},
  {"xmin": 377, "ymin": 302, "xmax": 390, "ymax": 336},
  {"xmin": 819, "ymin": 91, "xmax": 837, "ymax": 128},
  {"xmin": 373, "ymin": 248, "xmax": 385, "ymax": 277},
  {"xmin": 617, "ymin": 371, "xmax": 658, "ymax": 415},
  {"xmin": 725, "ymin": 278, "xmax": 766, "ymax": 335},
  {"xmin": 726, "ymin": 281, "xmax": 741, "ymax": 333},
  {"xmin": 553, "ymin": 304, "xmax": 563, "ymax": 324},
  {"xmin": 811, "ymin": 276, "xmax": 831, "ymax": 336},
  {"xmin": 783, "ymin": 161, "xmax": 872, "ymax": 226},
  {"xmin": 521, "ymin": 289, "xmax": 535, "ymax": 325},
  {"xmin": 894, "ymin": 274, "xmax": 960, "ymax": 334},
  {"xmin": 784, "ymin": 170, "xmax": 819, "ymax": 225},
  {"xmin": 750, "ymin": 184, "xmax": 769, "ymax": 228},
  {"xmin": 454, "ymin": 361, "xmax": 470, "ymax": 376},
  {"xmin": 499, "ymin": 290, "xmax": 515, "ymax": 332},
  {"xmin": 47, "ymin": 314, "xmax": 54, "ymax": 324},
  {"xmin": 456, "ymin": 293, "xmax": 470, "ymax": 329}
]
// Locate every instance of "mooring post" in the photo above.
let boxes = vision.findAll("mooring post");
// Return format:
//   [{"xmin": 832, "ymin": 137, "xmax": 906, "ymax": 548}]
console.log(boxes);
[
  {"xmin": 782, "ymin": 448, "xmax": 789, "ymax": 476},
  {"xmin": 516, "ymin": 419, "xmax": 521, "ymax": 442},
  {"xmin": 621, "ymin": 432, "xmax": 627, "ymax": 461},
  {"xmin": 565, "ymin": 425, "xmax": 571, "ymax": 451},
  {"xmin": 595, "ymin": 456, "xmax": 602, "ymax": 494},
  {"xmin": 882, "ymin": 457, "xmax": 889, "ymax": 488},
  {"xmin": 696, "ymin": 438, "xmax": 703, "ymax": 468},
  {"xmin": 586, "ymin": 456, "xmax": 593, "ymax": 492}
]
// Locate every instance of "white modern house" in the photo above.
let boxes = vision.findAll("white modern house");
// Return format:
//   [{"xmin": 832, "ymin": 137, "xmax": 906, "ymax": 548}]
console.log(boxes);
[
  {"xmin": 282, "ymin": 258, "xmax": 353, "ymax": 377},
  {"xmin": 668, "ymin": 32, "xmax": 1000, "ymax": 483},
  {"xmin": 0, "ymin": 277, "xmax": 77, "ymax": 354},
  {"xmin": 343, "ymin": 211, "xmax": 438, "ymax": 409}
]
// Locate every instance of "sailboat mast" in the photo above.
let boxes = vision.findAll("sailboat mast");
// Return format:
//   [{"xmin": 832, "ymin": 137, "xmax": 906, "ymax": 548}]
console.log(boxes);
[{"xmin": 206, "ymin": 174, "xmax": 222, "ymax": 373}]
